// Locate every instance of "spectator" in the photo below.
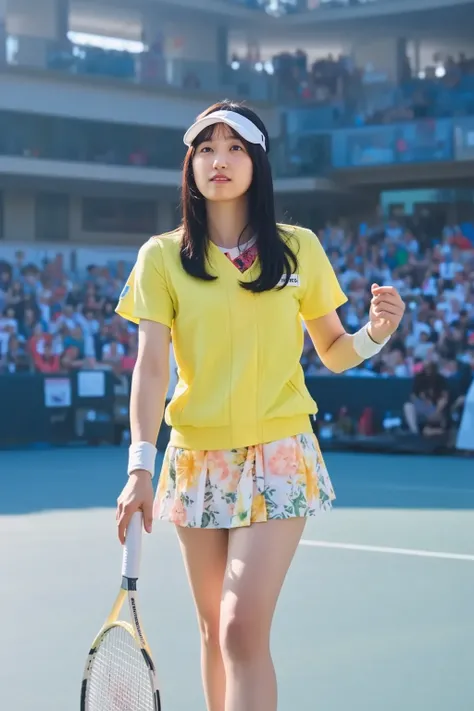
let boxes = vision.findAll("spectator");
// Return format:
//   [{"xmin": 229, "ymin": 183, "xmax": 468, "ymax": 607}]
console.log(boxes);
[
  {"xmin": 77, "ymin": 309, "xmax": 100, "ymax": 358},
  {"xmin": 80, "ymin": 355, "xmax": 102, "ymax": 370},
  {"xmin": 385, "ymin": 348, "xmax": 410, "ymax": 377},
  {"xmin": 439, "ymin": 250, "xmax": 463, "ymax": 288},
  {"xmin": 66, "ymin": 283, "xmax": 84, "ymax": 308},
  {"xmin": 60, "ymin": 345, "xmax": 83, "ymax": 372},
  {"xmin": 121, "ymin": 334, "xmax": 138, "ymax": 373},
  {"xmin": 29, "ymin": 323, "xmax": 48, "ymax": 358},
  {"xmin": 403, "ymin": 360, "xmax": 449, "ymax": 436},
  {"xmin": 0, "ymin": 334, "xmax": 31, "ymax": 373},
  {"xmin": 18, "ymin": 306, "xmax": 40, "ymax": 341},
  {"xmin": 11, "ymin": 250, "xmax": 26, "ymax": 280},
  {"xmin": 103, "ymin": 302, "xmax": 116, "ymax": 323},
  {"xmin": 0, "ymin": 266, "xmax": 11, "ymax": 296},
  {"xmin": 102, "ymin": 339, "xmax": 125, "ymax": 368},
  {"xmin": 54, "ymin": 304, "xmax": 77, "ymax": 333},
  {"xmin": 6, "ymin": 281, "xmax": 25, "ymax": 320},
  {"xmin": 0, "ymin": 305, "xmax": 18, "ymax": 332},
  {"xmin": 34, "ymin": 341, "xmax": 61, "ymax": 374},
  {"xmin": 0, "ymin": 306, "xmax": 18, "ymax": 357},
  {"xmin": 83, "ymin": 284, "xmax": 103, "ymax": 312},
  {"xmin": 37, "ymin": 278, "xmax": 53, "ymax": 323},
  {"xmin": 413, "ymin": 331, "xmax": 434, "ymax": 360},
  {"xmin": 63, "ymin": 326, "xmax": 86, "ymax": 358}
]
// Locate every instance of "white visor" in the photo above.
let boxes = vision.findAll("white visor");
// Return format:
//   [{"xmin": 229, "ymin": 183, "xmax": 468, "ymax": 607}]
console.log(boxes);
[{"xmin": 183, "ymin": 110, "xmax": 267, "ymax": 152}]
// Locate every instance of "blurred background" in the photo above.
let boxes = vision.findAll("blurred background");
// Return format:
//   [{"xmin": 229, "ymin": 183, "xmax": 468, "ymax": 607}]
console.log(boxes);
[{"xmin": 0, "ymin": 0, "xmax": 473, "ymax": 455}]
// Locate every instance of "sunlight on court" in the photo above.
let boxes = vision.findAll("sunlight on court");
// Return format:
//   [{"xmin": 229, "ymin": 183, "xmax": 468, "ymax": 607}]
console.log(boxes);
[{"xmin": 1, "ymin": 449, "xmax": 473, "ymax": 711}]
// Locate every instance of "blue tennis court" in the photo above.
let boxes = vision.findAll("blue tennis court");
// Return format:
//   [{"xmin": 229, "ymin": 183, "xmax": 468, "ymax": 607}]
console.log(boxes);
[{"xmin": 1, "ymin": 447, "xmax": 473, "ymax": 711}]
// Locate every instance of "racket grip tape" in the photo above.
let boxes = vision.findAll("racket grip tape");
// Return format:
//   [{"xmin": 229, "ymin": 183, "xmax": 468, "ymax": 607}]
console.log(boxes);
[{"xmin": 122, "ymin": 511, "xmax": 143, "ymax": 580}]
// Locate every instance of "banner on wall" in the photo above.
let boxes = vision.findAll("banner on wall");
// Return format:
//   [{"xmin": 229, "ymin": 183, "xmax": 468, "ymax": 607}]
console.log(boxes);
[{"xmin": 44, "ymin": 378, "xmax": 72, "ymax": 408}]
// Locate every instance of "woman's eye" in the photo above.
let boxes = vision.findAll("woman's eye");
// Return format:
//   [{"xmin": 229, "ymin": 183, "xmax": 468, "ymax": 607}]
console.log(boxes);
[
  {"xmin": 200, "ymin": 146, "xmax": 212, "ymax": 153},
  {"xmin": 230, "ymin": 144, "xmax": 243, "ymax": 151}
]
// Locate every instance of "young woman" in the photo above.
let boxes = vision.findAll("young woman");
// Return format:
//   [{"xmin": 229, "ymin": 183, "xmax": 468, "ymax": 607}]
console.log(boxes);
[{"xmin": 115, "ymin": 100, "xmax": 405, "ymax": 711}]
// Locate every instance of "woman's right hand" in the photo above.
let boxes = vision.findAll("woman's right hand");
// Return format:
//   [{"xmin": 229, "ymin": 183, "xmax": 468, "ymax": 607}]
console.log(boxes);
[{"xmin": 116, "ymin": 471, "xmax": 154, "ymax": 544}]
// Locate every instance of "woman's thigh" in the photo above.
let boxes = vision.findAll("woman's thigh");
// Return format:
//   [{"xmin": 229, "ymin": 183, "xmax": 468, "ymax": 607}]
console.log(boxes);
[
  {"xmin": 176, "ymin": 527, "xmax": 229, "ymax": 640},
  {"xmin": 220, "ymin": 518, "xmax": 306, "ymax": 655}
]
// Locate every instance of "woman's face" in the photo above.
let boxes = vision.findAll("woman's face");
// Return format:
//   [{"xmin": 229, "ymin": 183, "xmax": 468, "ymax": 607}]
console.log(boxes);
[{"xmin": 192, "ymin": 124, "xmax": 253, "ymax": 203}]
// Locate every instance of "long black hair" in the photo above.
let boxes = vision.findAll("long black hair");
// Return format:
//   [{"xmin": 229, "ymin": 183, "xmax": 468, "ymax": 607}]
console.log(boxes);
[{"xmin": 180, "ymin": 100, "xmax": 298, "ymax": 293}]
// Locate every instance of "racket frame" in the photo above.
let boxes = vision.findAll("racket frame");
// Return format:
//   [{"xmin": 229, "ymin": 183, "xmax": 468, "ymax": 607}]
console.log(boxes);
[{"xmin": 80, "ymin": 513, "xmax": 161, "ymax": 711}]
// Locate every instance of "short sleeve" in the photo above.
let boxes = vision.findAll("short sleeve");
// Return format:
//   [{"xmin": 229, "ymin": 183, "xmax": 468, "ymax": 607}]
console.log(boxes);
[
  {"xmin": 115, "ymin": 239, "xmax": 174, "ymax": 328},
  {"xmin": 299, "ymin": 231, "xmax": 348, "ymax": 321}
]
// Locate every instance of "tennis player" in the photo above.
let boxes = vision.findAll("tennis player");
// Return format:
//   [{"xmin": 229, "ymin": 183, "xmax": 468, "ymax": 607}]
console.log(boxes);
[{"xmin": 115, "ymin": 100, "xmax": 405, "ymax": 711}]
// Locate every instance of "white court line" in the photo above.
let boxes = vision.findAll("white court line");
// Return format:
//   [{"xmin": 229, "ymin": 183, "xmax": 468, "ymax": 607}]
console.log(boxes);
[
  {"xmin": 341, "ymin": 483, "xmax": 474, "ymax": 495},
  {"xmin": 300, "ymin": 539, "xmax": 474, "ymax": 562}
]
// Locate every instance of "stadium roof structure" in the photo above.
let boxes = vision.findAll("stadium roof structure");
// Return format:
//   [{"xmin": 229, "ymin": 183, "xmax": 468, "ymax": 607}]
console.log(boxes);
[
  {"xmin": 281, "ymin": 0, "xmax": 474, "ymax": 40},
  {"xmin": 70, "ymin": 0, "xmax": 474, "ymax": 40},
  {"xmin": 71, "ymin": 0, "xmax": 277, "ymax": 27},
  {"xmin": 283, "ymin": 0, "xmax": 474, "ymax": 25}
]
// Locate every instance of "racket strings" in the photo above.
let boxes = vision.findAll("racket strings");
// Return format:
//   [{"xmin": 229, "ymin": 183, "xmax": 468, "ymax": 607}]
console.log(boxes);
[{"xmin": 87, "ymin": 625, "xmax": 155, "ymax": 711}]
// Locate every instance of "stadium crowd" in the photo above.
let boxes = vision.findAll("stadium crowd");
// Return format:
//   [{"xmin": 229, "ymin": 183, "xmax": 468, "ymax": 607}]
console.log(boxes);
[
  {"xmin": 302, "ymin": 214, "xmax": 474, "ymax": 383},
  {"xmin": 1, "ymin": 216, "xmax": 473, "ymax": 442},
  {"xmin": 0, "ymin": 253, "xmax": 136, "ymax": 377},
  {"xmin": 1, "ymin": 216, "xmax": 473, "ymax": 383},
  {"xmin": 28, "ymin": 30, "xmax": 474, "ymax": 127},
  {"xmin": 270, "ymin": 49, "xmax": 474, "ymax": 123}
]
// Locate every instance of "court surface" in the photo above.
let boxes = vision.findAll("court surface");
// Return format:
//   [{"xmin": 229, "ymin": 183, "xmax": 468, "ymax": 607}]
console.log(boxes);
[{"xmin": 1, "ymin": 447, "xmax": 473, "ymax": 711}]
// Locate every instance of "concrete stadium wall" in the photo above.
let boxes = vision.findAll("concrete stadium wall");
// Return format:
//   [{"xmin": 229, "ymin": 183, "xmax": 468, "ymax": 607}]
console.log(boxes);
[
  {"xmin": 1, "ymin": 188, "xmax": 177, "ymax": 245},
  {"xmin": 0, "ymin": 69, "xmax": 281, "ymax": 135}
]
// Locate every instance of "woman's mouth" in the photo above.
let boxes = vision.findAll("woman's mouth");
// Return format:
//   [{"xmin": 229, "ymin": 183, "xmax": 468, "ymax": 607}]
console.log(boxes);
[{"xmin": 211, "ymin": 175, "xmax": 231, "ymax": 182}]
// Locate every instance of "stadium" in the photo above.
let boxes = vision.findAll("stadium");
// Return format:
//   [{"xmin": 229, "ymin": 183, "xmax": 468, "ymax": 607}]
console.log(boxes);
[{"xmin": 1, "ymin": 1, "xmax": 474, "ymax": 710}]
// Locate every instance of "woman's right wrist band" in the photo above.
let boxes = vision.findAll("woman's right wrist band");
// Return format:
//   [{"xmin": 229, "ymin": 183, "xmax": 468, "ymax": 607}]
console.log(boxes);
[{"xmin": 128, "ymin": 441, "xmax": 157, "ymax": 478}]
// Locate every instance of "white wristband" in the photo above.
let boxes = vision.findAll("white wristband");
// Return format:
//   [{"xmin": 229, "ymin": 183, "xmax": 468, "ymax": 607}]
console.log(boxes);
[
  {"xmin": 353, "ymin": 323, "xmax": 390, "ymax": 360},
  {"xmin": 128, "ymin": 441, "xmax": 157, "ymax": 478}
]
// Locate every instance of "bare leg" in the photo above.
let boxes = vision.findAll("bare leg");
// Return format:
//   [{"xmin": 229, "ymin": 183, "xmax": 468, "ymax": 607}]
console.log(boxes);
[
  {"xmin": 176, "ymin": 527, "xmax": 229, "ymax": 711},
  {"xmin": 403, "ymin": 402, "xmax": 419, "ymax": 434},
  {"xmin": 220, "ymin": 518, "xmax": 306, "ymax": 711}
]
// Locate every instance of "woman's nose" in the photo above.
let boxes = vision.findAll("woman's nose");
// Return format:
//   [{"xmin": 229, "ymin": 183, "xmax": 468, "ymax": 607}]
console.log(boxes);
[{"xmin": 213, "ymin": 155, "xmax": 227, "ymax": 169}]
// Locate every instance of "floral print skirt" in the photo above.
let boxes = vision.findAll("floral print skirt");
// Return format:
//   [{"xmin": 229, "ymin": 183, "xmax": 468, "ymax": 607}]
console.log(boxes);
[{"xmin": 153, "ymin": 432, "xmax": 335, "ymax": 529}]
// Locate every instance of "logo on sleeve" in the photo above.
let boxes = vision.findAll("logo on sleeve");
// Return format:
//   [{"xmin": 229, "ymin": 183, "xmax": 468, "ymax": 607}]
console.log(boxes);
[{"xmin": 119, "ymin": 285, "xmax": 130, "ymax": 299}]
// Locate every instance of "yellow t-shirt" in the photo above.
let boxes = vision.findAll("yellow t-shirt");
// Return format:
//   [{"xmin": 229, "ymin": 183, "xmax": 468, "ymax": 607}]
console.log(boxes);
[{"xmin": 116, "ymin": 224, "xmax": 347, "ymax": 450}]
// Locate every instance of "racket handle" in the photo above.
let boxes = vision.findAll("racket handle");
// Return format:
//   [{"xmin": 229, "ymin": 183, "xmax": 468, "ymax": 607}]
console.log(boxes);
[{"xmin": 122, "ymin": 511, "xmax": 143, "ymax": 580}]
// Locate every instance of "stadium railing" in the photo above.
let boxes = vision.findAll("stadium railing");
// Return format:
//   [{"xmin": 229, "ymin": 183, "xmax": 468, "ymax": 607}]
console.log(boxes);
[
  {"xmin": 3, "ymin": 109, "xmax": 472, "ymax": 178},
  {"xmin": 5, "ymin": 34, "xmax": 275, "ymax": 102}
]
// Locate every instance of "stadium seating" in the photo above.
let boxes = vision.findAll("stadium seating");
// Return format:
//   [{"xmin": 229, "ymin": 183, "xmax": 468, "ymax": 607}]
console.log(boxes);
[{"xmin": 1, "ymin": 218, "xmax": 473, "ymax": 384}]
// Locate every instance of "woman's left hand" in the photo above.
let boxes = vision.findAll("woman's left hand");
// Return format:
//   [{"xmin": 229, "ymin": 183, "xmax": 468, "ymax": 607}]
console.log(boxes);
[{"xmin": 368, "ymin": 283, "xmax": 406, "ymax": 343}]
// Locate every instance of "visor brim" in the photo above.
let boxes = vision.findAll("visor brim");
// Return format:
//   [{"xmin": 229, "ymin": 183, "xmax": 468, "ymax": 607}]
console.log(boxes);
[{"xmin": 183, "ymin": 113, "xmax": 266, "ymax": 151}]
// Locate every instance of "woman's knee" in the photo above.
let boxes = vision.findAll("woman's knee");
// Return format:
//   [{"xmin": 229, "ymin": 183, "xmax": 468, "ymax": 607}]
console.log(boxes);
[
  {"xmin": 198, "ymin": 614, "xmax": 221, "ymax": 649},
  {"xmin": 220, "ymin": 608, "xmax": 268, "ymax": 662}
]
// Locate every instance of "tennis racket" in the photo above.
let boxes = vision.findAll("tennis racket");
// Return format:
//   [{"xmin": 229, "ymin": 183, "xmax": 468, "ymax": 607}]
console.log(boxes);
[{"xmin": 80, "ymin": 511, "xmax": 161, "ymax": 711}]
